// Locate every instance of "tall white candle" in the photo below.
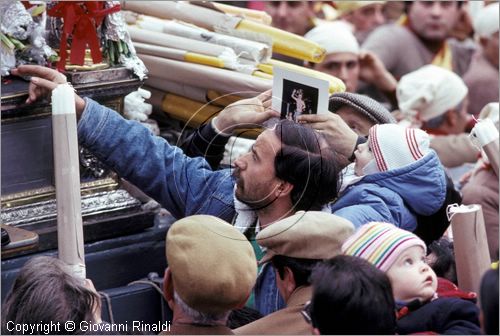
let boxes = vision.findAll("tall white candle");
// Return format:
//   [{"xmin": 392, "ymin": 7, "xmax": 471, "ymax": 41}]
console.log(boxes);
[{"xmin": 52, "ymin": 83, "xmax": 86, "ymax": 279}]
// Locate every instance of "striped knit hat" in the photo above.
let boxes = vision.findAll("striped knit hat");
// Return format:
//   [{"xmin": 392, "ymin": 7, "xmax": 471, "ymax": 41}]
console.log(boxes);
[
  {"xmin": 342, "ymin": 222, "xmax": 426, "ymax": 272},
  {"xmin": 368, "ymin": 124, "xmax": 430, "ymax": 172}
]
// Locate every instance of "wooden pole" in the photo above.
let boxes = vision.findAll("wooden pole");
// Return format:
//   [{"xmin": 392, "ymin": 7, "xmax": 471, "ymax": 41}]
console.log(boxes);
[{"xmin": 52, "ymin": 83, "xmax": 86, "ymax": 279}]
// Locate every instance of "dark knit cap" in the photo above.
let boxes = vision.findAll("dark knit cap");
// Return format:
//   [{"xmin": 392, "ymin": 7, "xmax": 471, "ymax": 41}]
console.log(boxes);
[{"xmin": 329, "ymin": 92, "xmax": 396, "ymax": 125}]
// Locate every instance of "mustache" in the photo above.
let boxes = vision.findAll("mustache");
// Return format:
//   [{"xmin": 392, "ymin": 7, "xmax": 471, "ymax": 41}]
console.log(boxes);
[{"xmin": 232, "ymin": 166, "xmax": 240, "ymax": 178}]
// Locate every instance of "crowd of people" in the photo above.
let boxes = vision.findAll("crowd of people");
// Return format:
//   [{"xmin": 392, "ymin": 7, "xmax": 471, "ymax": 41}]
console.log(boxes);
[{"xmin": 2, "ymin": 1, "xmax": 499, "ymax": 335}]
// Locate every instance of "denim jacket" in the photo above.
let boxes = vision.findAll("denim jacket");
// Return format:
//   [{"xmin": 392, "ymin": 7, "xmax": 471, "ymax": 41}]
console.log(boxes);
[
  {"xmin": 78, "ymin": 98, "xmax": 236, "ymax": 222},
  {"xmin": 77, "ymin": 98, "xmax": 284, "ymax": 315},
  {"xmin": 254, "ymin": 263, "xmax": 286, "ymax": 315}
]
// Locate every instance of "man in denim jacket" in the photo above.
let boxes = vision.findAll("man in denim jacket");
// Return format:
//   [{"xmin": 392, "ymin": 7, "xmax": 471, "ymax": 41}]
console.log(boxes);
[{"xmin": 14, "ymin": 65, "xmax": 343, "ymax": 316}]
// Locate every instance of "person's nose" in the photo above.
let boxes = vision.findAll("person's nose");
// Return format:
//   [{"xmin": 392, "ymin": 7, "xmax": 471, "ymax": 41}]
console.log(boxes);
[
  {"xmin": 277, "ymin": 2, "xmax": 288, "ymax": 18},
  {"xmin": 430, "ymin": 2, "xmax": 444, "ymax": 17},
  {"xmin": 419, "ymin": 261, "xmax": 430, "ymax": 273},
  {"xmin": 338, "ymin": 65, "xmax": 349, "ymax": 82},
  {"xmin": 374, "ymin": 10, "xmax": 385, "ymax": 25},
  {"xmin": 234, "ymin": 154, "xmax": 248, "ymax": 170}
]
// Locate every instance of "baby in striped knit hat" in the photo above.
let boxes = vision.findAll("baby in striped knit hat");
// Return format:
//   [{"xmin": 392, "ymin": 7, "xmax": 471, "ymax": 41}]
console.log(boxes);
[
  {"xmin": 342, "ymin": 222, "xmax": 481, "ymax": 334},
  {"xmin": 330, "ymin": 123, "xmax": 447, "ymax": 231}
]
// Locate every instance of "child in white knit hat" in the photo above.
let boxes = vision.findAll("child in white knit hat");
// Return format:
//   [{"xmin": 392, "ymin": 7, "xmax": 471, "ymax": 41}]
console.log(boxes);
[
  {"xmin": 342, "ymin": 222, "xmax": 481, "ymax": 334},
  {"xmin": 330, "ymin": 123, "xmax": 447, "ymax": 231}
]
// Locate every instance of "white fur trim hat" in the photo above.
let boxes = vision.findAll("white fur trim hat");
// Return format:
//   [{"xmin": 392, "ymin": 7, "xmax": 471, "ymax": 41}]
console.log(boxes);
[
  {"xmin": 368, "ymin": 124, "xmax": 430, "ymax": 172},
  {"xmin": 474, "ymin": 3, "xmax": 499, "ymax": 38},
  {"xmin": 305, "ymin": 22, "xmax": 359, "ymax": 55},
  {"xmin": 397, "ymin": 65, "xmax": 468, "ymax": 121}
]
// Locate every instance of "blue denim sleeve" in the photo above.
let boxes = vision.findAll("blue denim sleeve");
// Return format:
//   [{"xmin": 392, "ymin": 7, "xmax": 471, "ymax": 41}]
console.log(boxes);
[
  {"xmin": 254, "ymin": 263, "xmax": 286, "ymax": 316},
  {"xmin": 77, "ymin": 98, "xmax": 236, "ymax": 221}
]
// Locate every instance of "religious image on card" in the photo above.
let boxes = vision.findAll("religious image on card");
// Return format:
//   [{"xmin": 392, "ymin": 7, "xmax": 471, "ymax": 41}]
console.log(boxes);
[{"xmin": 272, "ymin": 67, "xmax": 329, "ymax": 122}]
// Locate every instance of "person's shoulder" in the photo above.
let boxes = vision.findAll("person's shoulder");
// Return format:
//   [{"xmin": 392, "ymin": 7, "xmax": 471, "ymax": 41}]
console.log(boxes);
[
  {"xmin": 344, "ymin": 180, "xmax": 379, "ymax": 195},
  {"xmin": 343, "ymin": 181, "xmax": 397, "ymax": 207},
  {"xmin": 234, "ymin": 306, "xmax": 303, "ymax": 335},
  {"xmin": 448, "ymin": 38, "xmax": 477, "ymax": 54},
  {"xmin": 233, "ymin": 312, "xmax": 274, "ymax": 335},
  {"xmin": 464, "ymin": 52, "xmax": 498, "ymax": 80},
  {"xmin": 448, "ymin": 38, "xmax": 478, "ymax": 76},
  {"xmin": 463, "ymin": 167, "xmax": 499, "ymax": 193},
  {"xmin": 364, "ymin": 24, "xmax": 409, "ymax": 43},
  {"xmin": 419, "ymin": 150, "xmax": 444, "ymax": 169},
  {"xmin": 431, "ymin": 296, "xmax": 479, "ymax": 314},
  {"xmin": 429, "ymin": 296, "xmax": 481, "ymax": 332},
  {"xmin": 402, "ymin": 298, "xmax": 480, "ymax": 334}
]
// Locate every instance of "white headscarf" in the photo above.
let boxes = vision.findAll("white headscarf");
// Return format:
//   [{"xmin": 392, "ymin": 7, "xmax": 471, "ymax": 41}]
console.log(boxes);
[
  {"xmin": 335, "ymin": 1, "xmax": 386, "ymax": 15},
  {"xmin": 397, "ymin": 65, "xmax": 468, "ymax": 121},
  {"xmin": 305, "ymin": 22, "xmax": 360, "ymax": 55},
  {"xmin": 474, "ymin": 2, "xmax": 500, "ymax": 38}
]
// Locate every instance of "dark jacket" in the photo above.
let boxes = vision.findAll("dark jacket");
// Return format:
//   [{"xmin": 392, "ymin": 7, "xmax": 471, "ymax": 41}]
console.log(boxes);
[
  {"xmin": 396, "ymin": 278, "xmax": 481, "ymax": 335},
  {"xmin": 160, "ymin": 323, "xmax": 234, "ymax": 335}
]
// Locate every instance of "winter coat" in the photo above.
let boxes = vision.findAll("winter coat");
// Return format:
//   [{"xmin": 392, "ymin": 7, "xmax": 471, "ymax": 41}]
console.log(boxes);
[{"xmin": 330, "ymin": 152, "xmax": 446, "ymax": 230}]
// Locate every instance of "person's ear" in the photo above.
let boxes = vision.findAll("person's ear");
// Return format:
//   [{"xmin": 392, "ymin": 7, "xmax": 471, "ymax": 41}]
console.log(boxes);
[
  {"xmin": 275, "ymin": 180, "xmax": 293, "ymax": 198},
  {"xmin": 163, "ymin": 267, "xmax": 175, "ymax": 308},
  {"xmin": 283, "ymin": 266, "xmax": 297, "ymax": 293},
  {"xmin": 313, "ymin": 327, "xmax": 321, "ymax": 335},
  {"xmin": 445, "ymin": 109, "xmax": 457, "ymax": 126}
]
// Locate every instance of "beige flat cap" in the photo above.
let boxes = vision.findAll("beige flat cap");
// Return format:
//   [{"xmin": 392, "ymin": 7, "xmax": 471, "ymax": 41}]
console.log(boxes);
[
  {"xmin": 257, "ymin": 211, "xmax": 355, "ymax": 264},
  {"xmin": 166, "ymin": 215, "xmax": 257, "ymax": 315}
]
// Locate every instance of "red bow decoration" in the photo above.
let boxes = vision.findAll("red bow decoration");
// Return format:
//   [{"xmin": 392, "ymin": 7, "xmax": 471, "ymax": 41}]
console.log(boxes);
[
  {"xmin": 47, "ymin": 2, "xmax": 120, "ymax": 71},
  {"xmin": 21, "ymin": 1, "xmax": 35, "ymax": 10}
]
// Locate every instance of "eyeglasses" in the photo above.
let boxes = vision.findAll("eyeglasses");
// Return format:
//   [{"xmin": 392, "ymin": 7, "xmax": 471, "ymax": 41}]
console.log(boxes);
[{"xmin": 301, "ymin": 300, "xmax": 312, "ymax": 325}]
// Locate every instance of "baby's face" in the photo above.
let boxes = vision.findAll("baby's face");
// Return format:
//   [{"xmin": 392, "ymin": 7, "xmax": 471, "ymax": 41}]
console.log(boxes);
[
  {"xmin": 386, "ymin": 245, "xmax": 438, "ymax": 303},
  {"xmin": 354, "ymin": 141, "xmax": 374, "ymax": 176}
]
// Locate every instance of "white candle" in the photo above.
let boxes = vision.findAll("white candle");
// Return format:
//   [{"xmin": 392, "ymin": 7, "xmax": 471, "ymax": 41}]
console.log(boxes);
[
  {"xmin": 449, "ymin": 204, "xmax": 491, "ymax": 295},
  {"xmin": 52, "ymin": 83, "xmax": 86, "ymax": 279}
]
